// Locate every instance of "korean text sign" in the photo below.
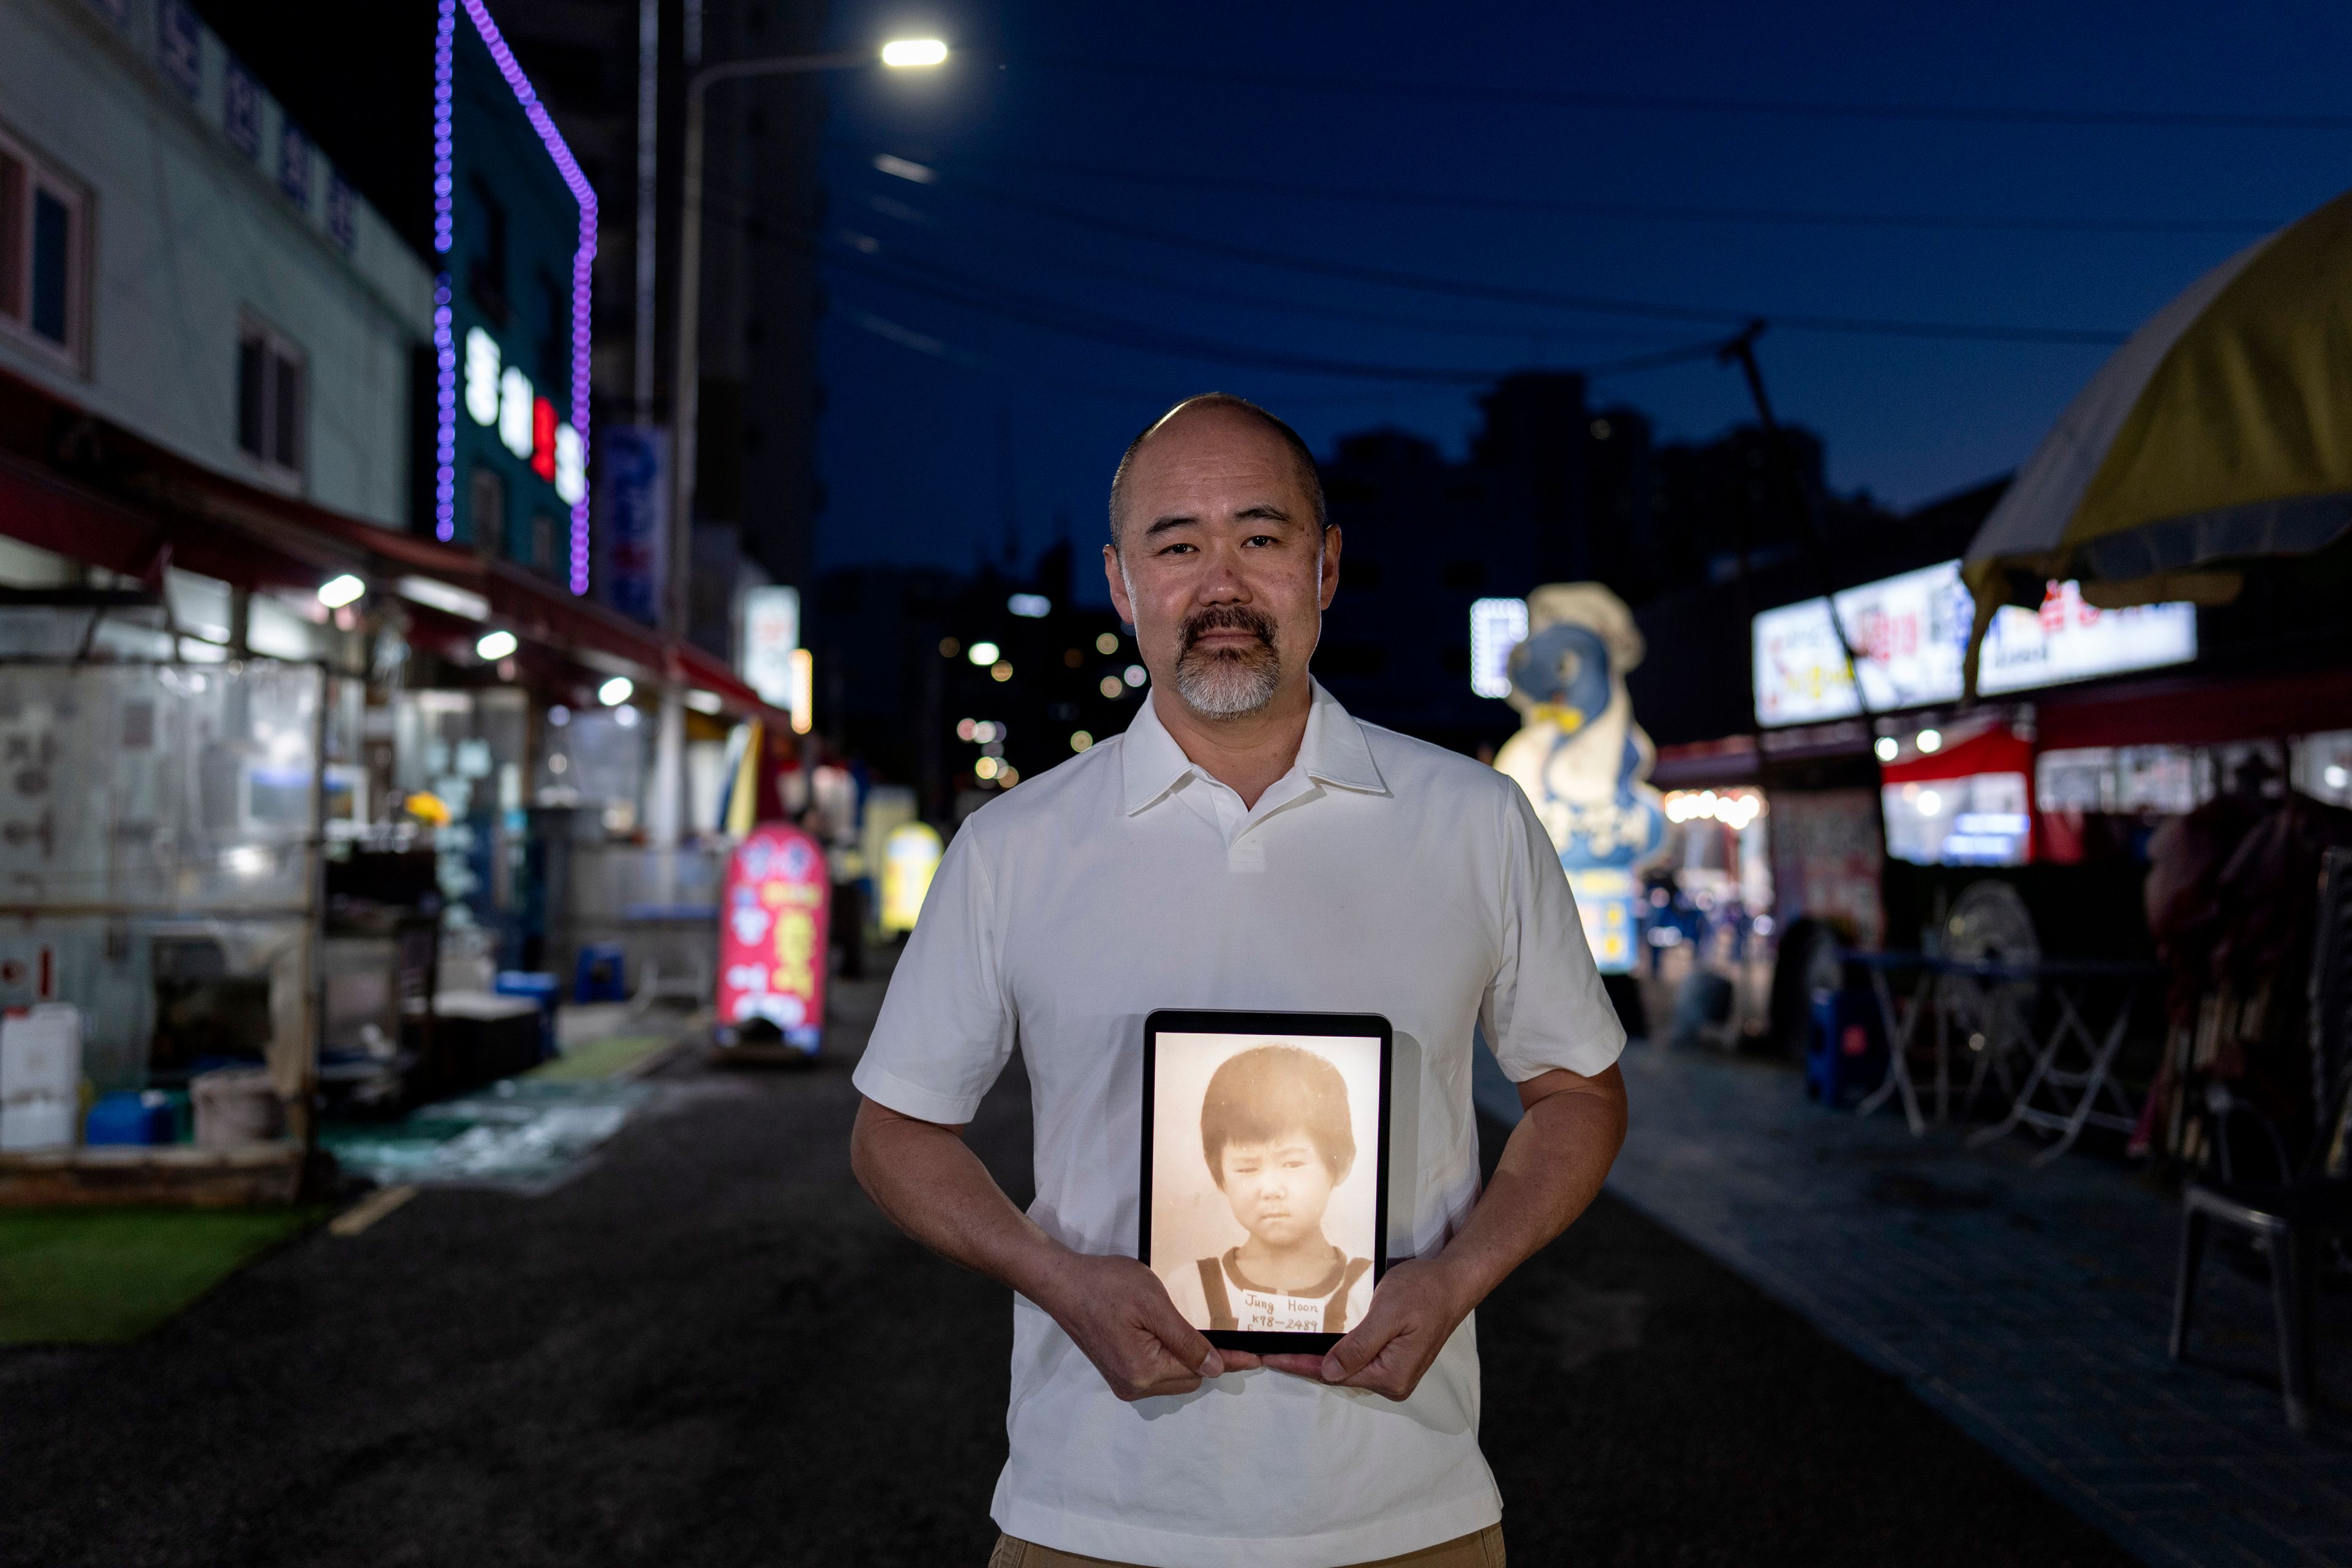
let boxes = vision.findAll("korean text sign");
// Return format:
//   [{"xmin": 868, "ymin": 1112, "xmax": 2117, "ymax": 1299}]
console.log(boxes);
[{"xmin": 718, "ymin": 823, "xmax": 831, "ymax": 1050}]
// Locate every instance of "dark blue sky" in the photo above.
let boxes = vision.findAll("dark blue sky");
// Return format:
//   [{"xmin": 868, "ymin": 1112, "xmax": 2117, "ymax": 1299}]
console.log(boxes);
[{"xmin": 809, "ymin": 0, "xmax": 2352, "ymax": 604}]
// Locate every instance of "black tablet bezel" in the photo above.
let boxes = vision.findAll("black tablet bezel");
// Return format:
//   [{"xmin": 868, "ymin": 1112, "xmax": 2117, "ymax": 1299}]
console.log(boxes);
[{"xmin": 1139, "ymin": 1008, "xmax": 1393, "ymax": 1355}]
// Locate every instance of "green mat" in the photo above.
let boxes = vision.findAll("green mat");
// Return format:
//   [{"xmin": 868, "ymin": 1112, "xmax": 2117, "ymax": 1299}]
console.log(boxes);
[
  {"xmin": 529, "ymin": 1032, "xmax": 675, "ymax": 1083},
  {"xmin": 0, "ymin": 1207, "xmax": 324, "ymax": 1346}
]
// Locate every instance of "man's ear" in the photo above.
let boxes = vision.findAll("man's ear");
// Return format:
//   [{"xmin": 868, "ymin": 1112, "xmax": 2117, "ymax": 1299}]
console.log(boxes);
[
  {"xmin": 1318, "ymin": 526, "xmax": 1342, "ymax": 612},
  {"xmin": 1104, "ymin": 542, "xmax": 1134, "ymax": 625}
]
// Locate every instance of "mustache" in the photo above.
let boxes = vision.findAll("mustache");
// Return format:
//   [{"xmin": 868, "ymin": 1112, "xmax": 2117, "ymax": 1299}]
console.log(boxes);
[{"xmin": 1178, "ymin": 605, "xmax": 1278, "ymax": 655}]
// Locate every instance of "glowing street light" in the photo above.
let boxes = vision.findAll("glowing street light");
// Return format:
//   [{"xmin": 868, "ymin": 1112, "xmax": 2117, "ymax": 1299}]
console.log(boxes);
[
  {"xmin": 599, "ymin": 676, "xmax": 635, "ymax": 707},
  {"xmin": 317, "ymin": 573, "xmax": 366, "ymax": 609},
  {"xmin": 967, "ymin": 640, "xmax": 1000, "ymax": 666},
  {"xmin": 671, "ymin": 39, "xmax": 952, "ymax": 639},
  {"xmin": 476, "ymin": 629, "xmax": 519, "ymax": 661}
]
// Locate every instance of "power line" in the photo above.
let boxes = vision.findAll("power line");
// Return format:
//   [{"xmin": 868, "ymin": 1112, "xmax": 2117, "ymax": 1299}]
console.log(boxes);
[
  {"xmin": 1015, "ymin": 55, "xmax": 2352, "ymax": 132},
  {"xmin": 826, "ymin": 238, "xmax": 1728, "ymax": 383},
  {"xmin": 836, "ymin": 210, "xmax": 1690, "ymax": 345},
  {"xmin": 834, "ymin": 304, "xmax": 1483, "ymax": 410},
  {"xmin": 918, "ymin": 176, "xmax": 2133, "ymax": 345},
  {"xmin": 710, "ymin": 172, "xmax": 1689, "ymax": 345},
  {"xmin": 845, "ymin": 148, "xmax": 2279, "ymax": 236}
]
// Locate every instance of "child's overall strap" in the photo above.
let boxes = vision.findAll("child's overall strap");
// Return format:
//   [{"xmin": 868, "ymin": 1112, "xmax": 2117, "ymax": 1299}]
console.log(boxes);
[
  {"xmin": 1323, "ymin": 1258, "xmax": 1374, "ymax": 1333},
  {"xmin": 1198, "ymin": 1257, "xmax": 1238, "ymax": 1331}
]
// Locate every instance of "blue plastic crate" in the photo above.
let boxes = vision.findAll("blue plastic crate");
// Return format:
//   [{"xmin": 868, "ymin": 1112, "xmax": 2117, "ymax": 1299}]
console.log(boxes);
[
  {"xmin": 1805, "ymin": 989, "xmax": 1887, "ymax": 1108},
  {"xmin": 573, "ymin": 943, "xmax": 627, "ymax": 1005},
  {"xmin": 84, "ymin": 1090, "xmax": 175, "ymax": 1145}
]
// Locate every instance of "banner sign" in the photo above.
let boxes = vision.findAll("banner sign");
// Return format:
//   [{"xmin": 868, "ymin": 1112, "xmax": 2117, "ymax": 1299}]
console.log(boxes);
[
  {"xmin": 718, "ymin": 822, "xmax": 830, "ymax": 1050},
  {"xmin": 880, "ymin": 821, "xmax": 943, "ymax": 933},
  {"xmin": 1751, "ymin": 560, "xmax": 2196, "ymax": 726},
  {"xmin": 742, "ymin": 586, "xmax": 801, "ymax": 707},
  {"xmin": 1752, "ymin": 562, "xmax": 1970, "ymax": 726},
  {"xmin": 594, "ymin": 425, "xmax": 666, "ymax": 625},
  {"xmin": 1978, "ymin": 579, "xmax": 2196, "ymax": 696}
]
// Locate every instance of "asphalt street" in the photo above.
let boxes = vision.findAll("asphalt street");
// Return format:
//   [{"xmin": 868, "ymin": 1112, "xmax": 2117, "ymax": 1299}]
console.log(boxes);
[{"xmin": 0, "ymin": 971, "xmax": 2133, "ymax": 1567}]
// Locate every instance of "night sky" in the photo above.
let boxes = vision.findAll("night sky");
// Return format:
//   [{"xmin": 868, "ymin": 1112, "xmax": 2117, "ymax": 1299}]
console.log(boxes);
[{"xmin": 810, "ymin": 0, "xmax": 2352, "ymax": 605}]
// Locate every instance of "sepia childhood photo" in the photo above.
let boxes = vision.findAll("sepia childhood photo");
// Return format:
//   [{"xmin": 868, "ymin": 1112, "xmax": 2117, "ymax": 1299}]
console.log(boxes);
[{"xmin": 1149, "ymin": 1031, "xmax": 1385, "ymax": 1338}]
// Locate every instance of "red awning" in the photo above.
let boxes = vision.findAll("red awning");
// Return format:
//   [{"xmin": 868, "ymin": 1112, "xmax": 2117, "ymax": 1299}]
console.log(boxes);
[
  {"xmin": 1880, "ymin": 723, "xmax": 2034, "ymax": 786},
  {"xmin": 0, "ymin": 363, "xmax": 789, "ymax": 728},
  {"xmin": 2037, "ymin": 668, "xmax": 2352, "ymax": 752}
]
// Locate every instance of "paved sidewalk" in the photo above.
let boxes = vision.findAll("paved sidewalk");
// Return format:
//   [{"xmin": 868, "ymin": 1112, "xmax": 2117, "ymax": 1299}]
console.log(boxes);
[{"xmin": 1549, "ymin": 1042, "xmax": 2352, "ymax": 1568}]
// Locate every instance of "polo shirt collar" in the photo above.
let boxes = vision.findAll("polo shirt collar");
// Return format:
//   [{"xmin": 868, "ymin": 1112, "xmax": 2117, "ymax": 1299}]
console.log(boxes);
[{"xmin": 1120, "ymin": 679, "xmax": 1387, "ymax": 816}]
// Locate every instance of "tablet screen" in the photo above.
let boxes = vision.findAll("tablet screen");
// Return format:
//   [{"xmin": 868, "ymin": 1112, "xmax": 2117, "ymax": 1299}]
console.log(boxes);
[{"xmin": 1147, "ymin": 1027, "xmax": 1385, "ymax": 1340}]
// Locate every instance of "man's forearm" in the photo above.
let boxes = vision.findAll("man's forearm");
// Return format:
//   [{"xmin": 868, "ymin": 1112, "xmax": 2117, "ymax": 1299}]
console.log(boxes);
[
  {"xmin": 1428, "ymin": 1065, "xmax": 1627, "ymax": 1315},
  {"xmin": 850, "ymin": 1098, "xmax": 1073, "ymax": 1303}
]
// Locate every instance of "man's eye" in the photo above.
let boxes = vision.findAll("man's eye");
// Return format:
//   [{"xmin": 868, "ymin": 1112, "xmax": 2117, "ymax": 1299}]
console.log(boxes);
[
  {"xmin": 1244, "ymin": 535, "xmax": 1277, "ymax": 548},
  {"xmin": 1159, "ymin": 542, "xmax": 1196, "ymax": 556}
]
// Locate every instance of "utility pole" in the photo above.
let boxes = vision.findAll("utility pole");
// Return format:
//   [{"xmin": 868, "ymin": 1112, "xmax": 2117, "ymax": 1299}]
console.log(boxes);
[
  {"xmin": 652, "ymin": 38, "xmax": 943, "ymax": 864},
  {"xmin": 632, "ymin": 0, "xmax": 658, "ymax": 424},
  {"xmin": 1719, "ymin": 320, "xmax": 1875, "ymax": 717}
]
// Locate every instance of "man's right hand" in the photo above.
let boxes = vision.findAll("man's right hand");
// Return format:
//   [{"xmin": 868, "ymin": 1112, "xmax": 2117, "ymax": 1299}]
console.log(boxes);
[{"xmin": 1034, "ymin": 1253, "xmax": 1261, "ymax": 1401}]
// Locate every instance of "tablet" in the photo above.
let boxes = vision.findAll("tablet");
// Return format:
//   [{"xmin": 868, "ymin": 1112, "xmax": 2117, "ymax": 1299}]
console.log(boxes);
[{"xmin": 1140, "ymin": 1009, "xmax": 1392, "ymax": 1354}]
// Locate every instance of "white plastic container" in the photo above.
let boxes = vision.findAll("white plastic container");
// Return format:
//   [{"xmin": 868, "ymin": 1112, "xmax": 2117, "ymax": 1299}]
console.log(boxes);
[
  {"xmin": 0, "ymin": 1005, "xmax": 83, "ymax": 1152},
  {"xmin": 192, "ymin": 1065, "xmax": 285, "ymax": 1148}
]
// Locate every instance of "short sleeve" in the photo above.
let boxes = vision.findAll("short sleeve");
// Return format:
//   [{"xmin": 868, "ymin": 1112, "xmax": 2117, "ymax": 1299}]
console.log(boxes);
[
  {"xmin": 851, "ymin": 820, "xmax": 1017, "ymax": 1124},
  {"xmin": 1479, "ymin": 785, "xmax": 1627, "ymax": 1082}
]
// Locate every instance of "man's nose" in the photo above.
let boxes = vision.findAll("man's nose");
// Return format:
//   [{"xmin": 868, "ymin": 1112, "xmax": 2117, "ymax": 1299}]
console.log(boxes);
[{"xmin": 1193, "ymin": 540, "xmax": 1252, "ymax": 603}]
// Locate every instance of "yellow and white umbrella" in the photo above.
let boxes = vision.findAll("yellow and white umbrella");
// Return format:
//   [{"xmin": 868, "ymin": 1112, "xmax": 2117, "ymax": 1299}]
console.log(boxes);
[{"xmin": 1966, "ymin": 187, "xmax": 2352, "ymax": 684}]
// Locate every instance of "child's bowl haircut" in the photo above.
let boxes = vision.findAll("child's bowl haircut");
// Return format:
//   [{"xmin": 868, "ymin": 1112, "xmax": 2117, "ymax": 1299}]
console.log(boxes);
[{"xmin": 1200, "ymin": 1044, "xmax": 1355, "ymax": 1186}]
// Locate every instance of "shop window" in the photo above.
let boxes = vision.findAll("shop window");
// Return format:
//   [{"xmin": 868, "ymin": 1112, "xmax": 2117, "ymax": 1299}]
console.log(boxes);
[
  {"xmin": 0, "ymin": 130, "xmax": 89, "ymax": 366},
  {"xmin": 236, "ymin": 320, "xmax": 305, "ymax": 478},
  {"xmin": 469, "ymin": 465, "xmax": 505, "ymax": 548},
  {"xmin": 1882, "ymin": 773, "xmax": 2030, "ymax": 867}
]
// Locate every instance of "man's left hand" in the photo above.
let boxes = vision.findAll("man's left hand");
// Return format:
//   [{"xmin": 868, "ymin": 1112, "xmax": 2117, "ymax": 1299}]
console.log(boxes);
[{"xmin": 1259, "ymin": 1258, "xmax": 1466, "ymax": 1401}]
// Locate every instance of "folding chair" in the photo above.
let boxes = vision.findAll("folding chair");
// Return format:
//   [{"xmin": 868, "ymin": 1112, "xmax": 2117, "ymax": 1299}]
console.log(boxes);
[{"xmin": 2170, "ymin": 848, "xmax": 2352, "ymax": 1431}]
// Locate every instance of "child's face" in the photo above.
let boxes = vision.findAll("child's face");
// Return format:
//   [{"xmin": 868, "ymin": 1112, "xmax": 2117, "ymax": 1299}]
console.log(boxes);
[{"xmin": 1218, "ymin": 1129, "xmax": 1337, "ymax": 1249}]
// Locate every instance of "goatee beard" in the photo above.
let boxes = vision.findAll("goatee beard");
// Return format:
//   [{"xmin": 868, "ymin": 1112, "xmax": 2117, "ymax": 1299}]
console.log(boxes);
[{"xmin": 1173, "ymin": 606, "xmax": 1281, "ymax": 718}]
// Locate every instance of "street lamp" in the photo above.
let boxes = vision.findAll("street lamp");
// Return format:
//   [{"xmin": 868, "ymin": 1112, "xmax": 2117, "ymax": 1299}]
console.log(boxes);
[{"xmin": 668, "ymin": 37, "xmax": 948, "ymax": 641}]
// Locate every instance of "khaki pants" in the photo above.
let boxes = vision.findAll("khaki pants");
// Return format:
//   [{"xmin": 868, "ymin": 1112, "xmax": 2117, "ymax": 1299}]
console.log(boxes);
[{"xmin": 988, "ymin": 1523, "xmax": 1505, "ymax": 1567}]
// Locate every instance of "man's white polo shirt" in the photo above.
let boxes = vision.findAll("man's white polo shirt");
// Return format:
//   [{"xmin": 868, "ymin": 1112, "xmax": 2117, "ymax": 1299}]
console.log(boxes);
[{"xmin": 854, "ymin": 681, "xmax": 1624, "ymax": 1568}]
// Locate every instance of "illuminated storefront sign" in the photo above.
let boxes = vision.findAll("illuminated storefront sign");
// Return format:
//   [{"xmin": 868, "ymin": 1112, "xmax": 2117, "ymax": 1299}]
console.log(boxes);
[
  {"xmin": 742, "ymin": 586, "xmax": 801, "ymax": 706},
  {"xmin": 1977, "ymin": 578, "xmax": 2197, "ymax": 696},
  {"xmin": 463, "ymin": 326, "xmax": 586, "ymax": 502},
  {"xmin": 1882, "ymin": 776, "xmax": 2032, "ymax": 867},
  {"xmin": 1469, "ymin": 597, "xmax": 1528, "ymax": 699},
  {"xmin": 1752, "ymin": 562, "xmax": 1970, "ymax": 726},
  {"xmin": 880, "ymin": 821, "xmax": 944, "ymax": 933},
  {"xmin": 1879, "ymin": 723, "xmax": 2037, "ymax": 867},
  {"xmin": 718, "ymin": 822, "xmax": 831, "ymax": 1050},
  {"xmin": 1751, "ymin": 560, "xmax": 2196, "ymax": 726},
  {"xmin": 431, "ymin": 0, "xmax": 595, "ymax": 590}
]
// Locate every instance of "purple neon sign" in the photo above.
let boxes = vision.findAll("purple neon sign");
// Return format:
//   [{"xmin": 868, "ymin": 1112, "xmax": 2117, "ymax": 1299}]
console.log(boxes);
[{"xmin": 432, "ymin": 0, "xmax": 597, "ymax": 592}]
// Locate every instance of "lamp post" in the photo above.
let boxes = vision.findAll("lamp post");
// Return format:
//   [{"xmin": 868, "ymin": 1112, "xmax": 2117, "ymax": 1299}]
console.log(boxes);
[
  {"xmin": 649, "ymin": 37, "xmax": 943, "ymax": 873},
  {"xmin": 666, "ymin": 38, "xmax": 947, "ymax": 643}
]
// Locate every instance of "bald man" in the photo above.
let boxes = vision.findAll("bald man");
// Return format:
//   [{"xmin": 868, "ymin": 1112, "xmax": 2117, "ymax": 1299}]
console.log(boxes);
[{"xmin": 853, "ymin": 394, "xmax": 1629, "ymax": 1568}]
